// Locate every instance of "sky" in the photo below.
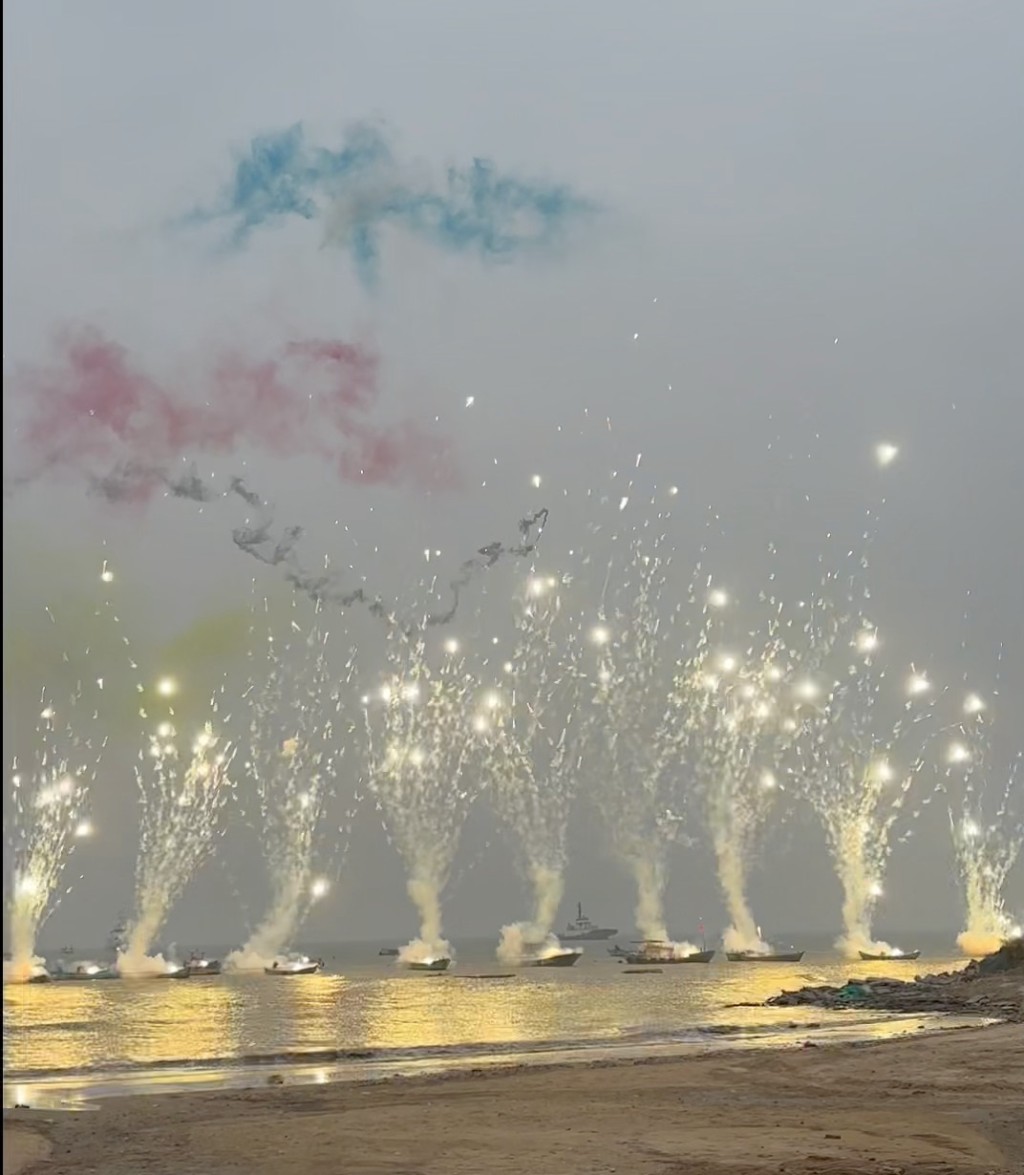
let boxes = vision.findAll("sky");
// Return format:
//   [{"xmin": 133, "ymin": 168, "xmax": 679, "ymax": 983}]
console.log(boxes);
[{"xmin": 3, "ymin": 0, "xmax": 1023, "ymax": 951}]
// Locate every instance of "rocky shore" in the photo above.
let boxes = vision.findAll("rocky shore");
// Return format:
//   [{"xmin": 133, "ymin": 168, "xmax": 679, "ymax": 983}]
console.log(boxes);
[{"xmin": 766, "ymin": 939, "xmax": 1024, "ymax": 1022}]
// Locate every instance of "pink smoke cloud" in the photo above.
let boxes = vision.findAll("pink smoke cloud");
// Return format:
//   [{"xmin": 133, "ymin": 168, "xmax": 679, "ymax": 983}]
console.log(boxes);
[{"xmin": 8, "ymin": 327, "xmax": 458, "ymax": 499}]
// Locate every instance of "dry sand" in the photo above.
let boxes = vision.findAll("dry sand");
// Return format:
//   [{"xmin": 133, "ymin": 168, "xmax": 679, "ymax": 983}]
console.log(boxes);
[{"xmin": 5, "ymin": 1021, "xmax": 1023, "ymax": 1175}]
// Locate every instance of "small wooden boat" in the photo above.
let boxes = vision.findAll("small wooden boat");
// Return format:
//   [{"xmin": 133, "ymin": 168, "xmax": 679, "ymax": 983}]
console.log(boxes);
[
  {"xmin": 858, "ymin": 949, "xmax": 920, "ymax": 962},
  {"xmin": 726, "ymin": 950, "xmax": 804, "ymax": 963},
  {"xmin": 623, "ymin": 968, "xmax": 662, "ymax": 974},
  {"xmin": 625, "ymin": 941, "xmax": 715, "ymax": 965},
  {"xmin": 378, "ymin": 947, "xmax": 400, "ymax": 957},
  {"xmin": 532, "ymin": 949, "xmax": 582, "ymax": 968},
  {"xmin": 406, "ymin": 957, "xmax": 451, "ymax": 972}
]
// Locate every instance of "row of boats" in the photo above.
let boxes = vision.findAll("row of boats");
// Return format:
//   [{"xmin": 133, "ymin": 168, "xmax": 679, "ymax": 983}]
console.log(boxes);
[{"xmin": 25, "ymin": 951, "xmax": 326, "ymax": 983}]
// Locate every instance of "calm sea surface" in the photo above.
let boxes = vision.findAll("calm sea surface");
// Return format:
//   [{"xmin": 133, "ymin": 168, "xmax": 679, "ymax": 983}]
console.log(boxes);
[{"xmin": 3, "ymin": 935, "xmax": 975, "ymax": 1105}]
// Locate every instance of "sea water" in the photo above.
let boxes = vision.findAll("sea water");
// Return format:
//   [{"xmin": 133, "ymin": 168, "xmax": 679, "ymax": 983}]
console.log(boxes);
[{"xmin": 2, "ymin": 935, "xmax": 976, "ymax": 1105}]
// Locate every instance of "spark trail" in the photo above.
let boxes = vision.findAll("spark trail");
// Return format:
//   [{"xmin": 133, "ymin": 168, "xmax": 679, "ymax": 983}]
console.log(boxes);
[
  {"xmin": 476, "ymin": 574, "xmax": 588, "ymax": 963},
  {"xmin": 5, "ymin": 691, "xmax": 100, "ymax": 983},
  {"xmin": 120, "ymin": 694, "xmax": 235, "ymax": 976},
  {"xmin": 186, "ymin": 121, "xmax": 594, "ymax": 286},
  {"xmin": 227, "ymin": 604, "xmax": 357, "ymax": 970},
  {"xmin": 789, "ymin": 582, "xmax": 937, "ymax": 958},
  {"xmin": 5, "ymin": 330, "xmax": 454, "ymax": 499},
  {"xmin": 942, "ymin": 692, "xmax": 1022, "ymax": 956},
  {"xmin": 363, "ymin": 633, "xmax": 482, "ymax": 963},
  {"xmin": 677, "ymin": 603, "xmax": 797, "ymax": 954}
]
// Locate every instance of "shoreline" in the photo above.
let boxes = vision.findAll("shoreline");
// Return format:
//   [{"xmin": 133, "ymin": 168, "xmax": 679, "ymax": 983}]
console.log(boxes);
[
  {"xmin": 5, "ymin": 1019, "xmax": 1022, "ymax": 1174},
  {"xmin": 3, "ymin": 1009, "xmax": 989, "ymax": 1106}
]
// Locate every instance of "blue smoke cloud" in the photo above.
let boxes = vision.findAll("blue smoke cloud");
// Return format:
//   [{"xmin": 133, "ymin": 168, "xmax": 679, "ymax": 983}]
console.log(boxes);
[{"xmin": 186, "ymin": 121, "xmax": 595, "ymax": 284}]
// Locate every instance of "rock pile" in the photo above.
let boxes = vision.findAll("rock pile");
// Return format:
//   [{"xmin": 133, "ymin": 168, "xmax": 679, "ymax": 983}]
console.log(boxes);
[{"xmin": 766, "ymin": 938, "xmax": 1024, "ymax": 1023}]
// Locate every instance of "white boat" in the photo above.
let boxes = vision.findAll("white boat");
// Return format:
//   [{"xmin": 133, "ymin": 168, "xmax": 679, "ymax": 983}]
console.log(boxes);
[{"xmin": 265, "ymin": 954, "xmax": 324, "ymax": 976}]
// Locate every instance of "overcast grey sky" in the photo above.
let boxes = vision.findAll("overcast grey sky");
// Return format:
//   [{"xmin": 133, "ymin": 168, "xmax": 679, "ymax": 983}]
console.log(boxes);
[{"xmin": 4, "ymin": 1, "xmax": 1022, "ymax": 949}]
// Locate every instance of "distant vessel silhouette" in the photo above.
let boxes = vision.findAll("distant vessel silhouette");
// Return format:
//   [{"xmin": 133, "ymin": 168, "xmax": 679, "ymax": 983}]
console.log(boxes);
[{"xmin": 560, "ymin": 903, "xmax": 617, "ymax": 941}]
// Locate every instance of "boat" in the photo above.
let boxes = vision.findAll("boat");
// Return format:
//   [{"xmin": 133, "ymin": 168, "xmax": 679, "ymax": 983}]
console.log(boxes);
[
  {"xmin": 185, "ymin": 953, "xmax": 222, "ymax": 976},
  {"xmin": 378, "ymin": 947, "xmax": 400, "ymax": 957},
  {"xmin": 858, "ymin": 949, "xmax": 921, "ymax": 962},
  {"xmin": 531, "ymin": 949, "xmax": 582, "ymax": 968},
  {"xmin": 265, "ymin": 955, "xmax": 324, "ymax": 976},
  {"xmin": 560, "ymin": 902, "xmax": 618, "ymax": 942},
  {"xmin": 625, "ymin": 941, "xmax": 715, "ymax": 965},
  {"xmin": 607, "ymin": 944, "xmax": 630, "ymax": 958},
  {"xmin": 406, "ymin": 957, "xmax": 451, "ymax": 972},
  {"xmin": 726, "ymin": 950, "xmax": 804, "ymax": 963},
  {"xmin": 51, "ymin": 961, "xmax": 119, "ymax": 981}
]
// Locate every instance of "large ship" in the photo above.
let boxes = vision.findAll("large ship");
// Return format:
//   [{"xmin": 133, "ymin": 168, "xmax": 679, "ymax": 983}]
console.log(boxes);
[{"xmin": 560, "ymin": 903, "xmax": 618, "ymax": 942}]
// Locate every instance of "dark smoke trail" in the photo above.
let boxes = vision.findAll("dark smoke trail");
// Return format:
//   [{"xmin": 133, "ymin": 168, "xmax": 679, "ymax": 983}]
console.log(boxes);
[{"xmin": 130, "ymin": 464, "xmax": 549, "ymax": 630}]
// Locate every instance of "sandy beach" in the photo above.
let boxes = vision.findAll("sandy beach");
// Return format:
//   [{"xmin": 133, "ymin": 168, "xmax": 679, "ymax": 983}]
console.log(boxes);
[{"xmin": 5, "ymin": 1020, "xmax": 1023, "ymax": 1175}]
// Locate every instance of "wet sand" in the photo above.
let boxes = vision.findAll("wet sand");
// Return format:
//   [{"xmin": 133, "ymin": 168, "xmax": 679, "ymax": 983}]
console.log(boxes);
[{"xmin": 5, "ymin": 1021, "xmax": 1023, "ymax": 1174}]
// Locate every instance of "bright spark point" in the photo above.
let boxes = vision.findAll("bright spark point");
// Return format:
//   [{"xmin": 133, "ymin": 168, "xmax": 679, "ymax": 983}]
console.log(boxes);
[
  {"xmin": 856, "ymin": 629, "xmax": 879, "ymax": 653},
  {"xmin": 760, "ymin": 771, "xmax": 777, "ymax": 790},
  {"xmin": 379, "ymin": 685, "xmax": 392, "ymax": 702},
  {"xmin": 872, "ymin": 759, "xmax": 895, "ymax": 783},
  {"xmin": 74, "ymin": 820, "xmax": 93, "ymax": 838},
  {"xmin": 157, "ymin": 722, "xmax": 174, "ymax": 739},
  {"xmin": 443, "ymin": 638, "xmax": 460, "ymax": 655},
  {"xmin": 794, "ymin": 679, "xmax": 820, "ymax": 702},
  {"xmin": 472, "ymin": 714, "xmax": 489, "ymax": 733},
  {"xmin": 875, "ymin": 442, "xmax": 899, "ymax": 466},
  {"xmin": 310, "ymin": 878, "xmax": 329, "ymax": 900},
  {"xmin": 100, "ymin": 567, "xmax": 114, "ymax": 584},
  {"xmin": 907, "ymin": 673, "xmax": 931, "ymax": 696},
  {"xmin": 868, "ymin": 881, "xmax": 884, "ymax": 898},
  {"xmin": 531, "ymin": 474, "xmax": 542, "ymax": 488},
  {"xmin": 963, "ymin": 693, "xmax": 986, "ymax": 715},
  {"xmin": 668, "ymin": 486, "xmax": 679, "ymax": 496},
  {"xmin": 485, "ymin": 691, "xmax": 502, "ymax": 710},
  {"xmin": 464, "ymin": 396, "xmax": 475, "ymax": 408},
  {"xmin": 947, "ymin": 742, "xmax": 971, "ymax": 765},
  {"xmin": 962, "ymin": 818, "xmax": 981, "ymax": 839},
  {"xmin": 155, "ymin": 677, "xmax": 178, "ymax": 698},
  {"xmin": 707, "ymin": 589, "xmax": 729, "ymax": 609},
  {"xmin": 590, "ymin": 625, "xmax": 611, "ymax": 646},
  {"xmin": 401, "ymin": 683, "xmax": 420, "ymax": 703},
  {"xmin": 718, "ymin": 654, "xmax": 738, "ymax": 673}
]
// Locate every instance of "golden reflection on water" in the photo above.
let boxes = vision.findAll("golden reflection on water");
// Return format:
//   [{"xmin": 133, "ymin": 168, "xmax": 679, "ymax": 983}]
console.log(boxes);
[{"xmin": 3, "ymin": 952, "xmax": 969, "ymax": 1078}]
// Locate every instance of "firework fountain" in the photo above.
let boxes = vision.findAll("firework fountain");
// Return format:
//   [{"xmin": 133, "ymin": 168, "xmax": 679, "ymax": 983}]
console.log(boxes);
[
  {"xmin": 227, "ymin": 604, "xmax": 356, "ymax": 970},
  {"xmin": 118, "ymin": 680, "xmax": 235, "ymax": 976},
  {"xmin": 5, "ymin": 691, "xmax": 100, "ymax": 983},
  {"xmin": 943, "ymin": 692, "xmax": 1022, "ymax": 956},
  {"xmin": 363, "ymin": 630, "xmax": 481, "ymax": 964},
  {"xmin": 678, "ymin": 600, "xmax": 797, "ymax": 954},
  {"xmin": 788, "ymin": 580, "xmax": 936, "ymax": 958},
  {"xmin": 478, "ymin": 574, "xmax": 588, "ymax": 963},
  {"xmin": 590, "ymin": 537, "xmax": 707, "ymax": 952}
]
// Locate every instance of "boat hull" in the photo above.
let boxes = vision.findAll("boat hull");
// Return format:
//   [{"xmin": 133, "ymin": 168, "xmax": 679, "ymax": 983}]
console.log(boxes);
[
  {"xmin": 532, "ymin": 951, "xmax": 582, "ymax": 968},
  {"xmin": 726, "ymin": 951, "xmax": 804, "ymax": 963},
  {"xmin": 858, "ymin": 950, "xmax": 920, "ymax": 961},
  {"xmin": 406, "ymin": 958, "xmax": 451, "ymax": 972},
  {"xmin": 264, "ymin": 964, "xmax": 321, "ymax": 976},
  {"xmin": 625, "ymin": 949, "xmax": 715, "ymax": 965},
  {"xmin": 187, "ymin": 960, "xmax": 222, "ymax": 976},
  {"xmin": 51, "ymin": 970, "xmax": 118, "ymax": 982}
]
